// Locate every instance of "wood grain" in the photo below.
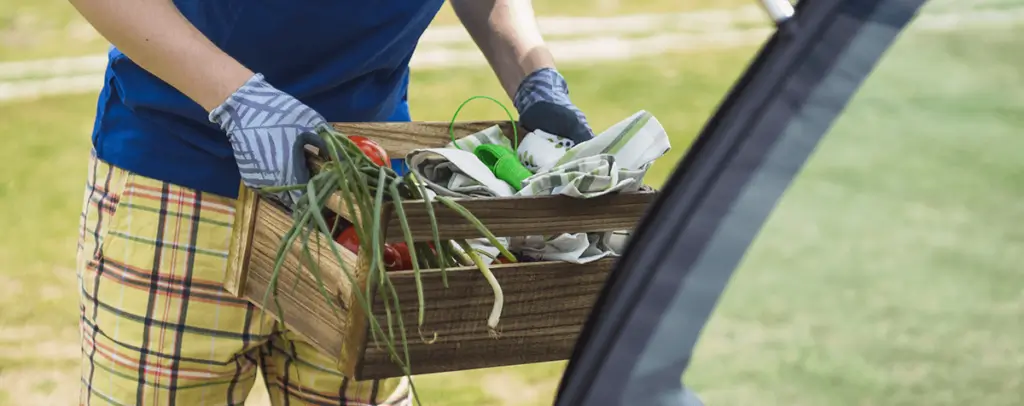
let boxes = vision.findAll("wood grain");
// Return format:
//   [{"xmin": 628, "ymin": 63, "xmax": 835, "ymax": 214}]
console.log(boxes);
[
  {"xmin": 372, "ymin": 188, "xmax": 657, "ymax": 242},
  {"xmin": 355, "ymin": 259, "xmax": 614, "ymax": 379},
  {"xmin": 224, "ymin": 185, "xmax": 258, "ymax": 298},
  {"xmin": 331, "ymin": 121, "xmax": 523, "ymax": 158},
  {"xmin": 241, "ymin": 197, "xmax": 366, "ymax": 373}
]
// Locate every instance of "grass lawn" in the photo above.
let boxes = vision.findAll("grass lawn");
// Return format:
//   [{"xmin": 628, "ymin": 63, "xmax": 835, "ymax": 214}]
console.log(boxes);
[
  {"xmin": 1, "ymin": 10, "xmax": 1022, "ymax": 406},
  {"xmin": 0, "ymin": 0, "xmax": 754, "ymax": 62},
  {"xmin": 687, "ymin": 19, "xmax": 1024, "ymax": 406}
]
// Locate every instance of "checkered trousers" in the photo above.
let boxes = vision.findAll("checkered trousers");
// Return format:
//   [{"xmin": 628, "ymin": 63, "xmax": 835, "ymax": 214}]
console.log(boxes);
[{"xmin": 75, "ymin": 150, "xmax": 409, "ymax": 405}]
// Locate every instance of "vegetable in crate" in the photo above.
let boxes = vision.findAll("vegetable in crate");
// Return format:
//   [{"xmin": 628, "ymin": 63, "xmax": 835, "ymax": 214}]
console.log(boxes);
[
  {"xmin": 349, "ymin": 135, "xmax": 392, "ymax": 168},
  {"xmin": 269, "ymin": 121, "xmax": 525, "ymax": 390},
  {"xmin": 334, "ymin": 225, "xmax": 413, "ymax": 271}
]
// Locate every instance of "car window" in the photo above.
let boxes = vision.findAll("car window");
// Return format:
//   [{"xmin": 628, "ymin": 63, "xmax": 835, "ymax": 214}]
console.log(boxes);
[
  {"xmin": 556, "ymin": 0, "xmax": 1022, "ymax": 404},
  {"xmin": 683, "ymin": 3, "xmax": 1023, "ymax": 405}
]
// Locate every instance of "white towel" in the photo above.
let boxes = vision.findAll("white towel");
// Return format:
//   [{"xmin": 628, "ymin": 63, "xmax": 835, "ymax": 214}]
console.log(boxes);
[
  {"xmin": 402, "ymin": 111, "xmax": 669, "ymax": 264},
  {"xmin": 512, "ymin": 110, "xmax": 669, "ymax": 263},
  {"xmin": 516, "ymin": 129, "xmax": 574, "ymax": 173}
]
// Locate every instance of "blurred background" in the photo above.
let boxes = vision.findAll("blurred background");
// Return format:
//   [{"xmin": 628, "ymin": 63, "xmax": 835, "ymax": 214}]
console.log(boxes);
[{"xmin": 1, "ymin": 0, "xmax": 1021, "ymax": 404}]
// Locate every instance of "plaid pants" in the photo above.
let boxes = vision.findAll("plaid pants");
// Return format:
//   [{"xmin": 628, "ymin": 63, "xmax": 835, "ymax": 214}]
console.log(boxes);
[{"xmin": 75, "ymin": 150, "xmax": 409, "ymax": 405}]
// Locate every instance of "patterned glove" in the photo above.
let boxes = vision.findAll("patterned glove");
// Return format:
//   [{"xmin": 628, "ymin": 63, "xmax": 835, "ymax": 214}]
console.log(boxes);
[
  {"xmin": 209, "ymin": 73, "xmax": 328, "ymax": 208},
  {"xmin": 513, "ymin": 67, "xmax": 595, "ymax": 145}
]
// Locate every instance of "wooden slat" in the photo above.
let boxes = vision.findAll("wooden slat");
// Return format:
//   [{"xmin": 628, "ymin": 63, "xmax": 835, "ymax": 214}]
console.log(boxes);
[
  {"xmin": 375, "ymin": 189, "xmax": 656, "ymax": 242},
  {"xmin": 355, "ymin": 259, "xmax": 614, "ymax": 379},
  {"xmin": 224, "ymin": 185, "xmax": 259, "ymax": 297},
  {"xmin": 331, "ymin": 121, "xmax": 524, "ymax": 158}
]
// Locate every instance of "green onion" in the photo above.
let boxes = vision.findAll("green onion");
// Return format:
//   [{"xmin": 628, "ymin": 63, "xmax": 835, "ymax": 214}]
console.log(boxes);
[{"xmin": 257, "ymin": 124, "xmax": 510, "ymax": 402}]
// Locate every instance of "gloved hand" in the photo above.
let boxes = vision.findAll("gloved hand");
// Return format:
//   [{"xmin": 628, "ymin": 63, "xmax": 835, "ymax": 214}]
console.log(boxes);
[
  {"xmin": 513, "ymin": 67, "xmax": 595, "ymax": 145},
  {"xmin": 209, "ymin": 73, "xmax": 328, "ymax": 208}
]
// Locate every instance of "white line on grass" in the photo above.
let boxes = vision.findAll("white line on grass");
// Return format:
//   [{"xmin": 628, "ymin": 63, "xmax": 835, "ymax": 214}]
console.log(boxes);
[
  {"xmin": 0, "ymin": 74, "xmax": 106, "ymax": 103},
  {"xmin": 419, "ymin": 5, "xmax": 769, "ymax": 45}
]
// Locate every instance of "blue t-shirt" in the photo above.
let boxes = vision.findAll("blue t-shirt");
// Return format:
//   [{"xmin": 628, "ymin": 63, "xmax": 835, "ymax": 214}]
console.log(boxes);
[{"xmin": 90, "ymin": 0, "xmax": 445, "ymax": 199}]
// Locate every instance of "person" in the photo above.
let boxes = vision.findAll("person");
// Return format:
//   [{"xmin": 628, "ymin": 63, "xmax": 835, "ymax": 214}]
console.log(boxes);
[{"xmin": 67, "ymin": 0, "xmax": 594, "ymax": 404}]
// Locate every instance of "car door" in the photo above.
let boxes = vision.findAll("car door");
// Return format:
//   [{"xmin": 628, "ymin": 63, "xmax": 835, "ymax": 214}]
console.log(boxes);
[{"xmin": 553, "ymin": 0, "xmax": 931, "ymax": 404}]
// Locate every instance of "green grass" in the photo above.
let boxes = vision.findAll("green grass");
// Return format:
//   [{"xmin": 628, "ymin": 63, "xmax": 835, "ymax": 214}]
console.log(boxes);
[
  {"xmin": 687, "ymin": 22, "xmax": 1024, "ymax": 406},
  {"xmin": 0, "ymin": 0, "xmax": 754, "ymax": 62},
  {"xmin": 1, "ymin": 13, "xmax": 1023, "ymax": 406}
]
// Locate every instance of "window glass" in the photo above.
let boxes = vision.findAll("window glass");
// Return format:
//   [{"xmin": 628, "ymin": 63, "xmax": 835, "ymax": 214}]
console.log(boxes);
[{"xmin": 684, "ymin": 2, "xmax": 1024, "ymax": 405}]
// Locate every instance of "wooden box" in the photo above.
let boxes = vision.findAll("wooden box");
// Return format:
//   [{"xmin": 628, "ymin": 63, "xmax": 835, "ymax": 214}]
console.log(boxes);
[{"xmin": 223, "ymin": 121, "xmax": 658, "ymax": 380}]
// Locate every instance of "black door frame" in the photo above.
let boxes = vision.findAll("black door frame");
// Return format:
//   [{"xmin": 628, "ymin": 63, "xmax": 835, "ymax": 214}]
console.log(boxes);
[{"xmin": 554, "ymin": 0, "xmax": 929, "ymax": 404}]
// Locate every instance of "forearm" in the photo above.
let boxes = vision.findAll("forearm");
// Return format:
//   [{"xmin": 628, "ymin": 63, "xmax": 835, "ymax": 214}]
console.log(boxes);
[
  {"xmin": 69, "ymin": 0, "xmax": 254, "ymax": 112},
  {"xmin": 450, "ymin": 0, "xmax": 555, "ymax": 99}
]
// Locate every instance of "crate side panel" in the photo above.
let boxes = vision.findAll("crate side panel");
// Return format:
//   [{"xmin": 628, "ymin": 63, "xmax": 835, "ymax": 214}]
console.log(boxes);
[
  {"xmin": 379, "ymin": 190, "xmax": 657, "ymax": 242},
  {"xmin": 244, "ymin": 198, "xmax": 366, "ymax": 366},
  {"xmin": 356, "ymin": 259, "xmax": 613, "ymax": 379}
]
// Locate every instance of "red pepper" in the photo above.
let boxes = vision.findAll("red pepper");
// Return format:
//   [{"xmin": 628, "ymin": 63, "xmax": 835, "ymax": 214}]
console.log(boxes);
[
  {"xmin": 349, "ymin": 135, "xmax": 391, "ymax": 168},
  {"xmin": 493, "ymin": 256, "xmax": 515, "ymax": 264},
  {"xmin": 323, "ymin": 211, "xmax": 351, "ymax": 236},
  {"xmin": 389, "ymin": 242, "xmax": 414, "ymax": 271},
  {"xmin": 333, "ymin": 226, "xmax": 411, "ymax": 271},
  {"xmin": 333, "ymin": 226, "xmax": 361, "ymax": 253}
]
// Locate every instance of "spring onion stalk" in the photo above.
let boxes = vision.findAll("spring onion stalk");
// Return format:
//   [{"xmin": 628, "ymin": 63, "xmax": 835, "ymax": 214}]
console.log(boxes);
[
  {"xmin": 260, "ymin": 124, "xmax": 512, "ymax": 404},
  {"xmin": 437, "ymin": 196, "xmax": 518, "ymax": 263},
  {"xmin": 405, "ymin": 174, "xmax": 450, "ymax": 288},
  {"xmin": 455, "ymin": 240, "xmax": 504, "ymax": 337},
  {"xmin": 387, "ymin": 179, "xmax": 426, "ymax": 329}
]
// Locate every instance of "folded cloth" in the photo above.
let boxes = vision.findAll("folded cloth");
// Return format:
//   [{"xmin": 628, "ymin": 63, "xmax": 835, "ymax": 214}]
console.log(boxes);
[
  {"xmin": 448, "ymin": 124, "xmax": 515, "ymax": 151},
  {"xmin": 509, "ymin": 229, "xmax": 632, "ymax": 264},
  {"xmin": 404, "ymin": 111, "xmax": 668, "ymax": 265},
  {"xmin": 406, "ymin": 126, "xmax": 516, "ymax": 198},
  {"xmin": 509, "ymin": 233, "xmax": 610, "ymax": 264},
  {"xmin": 516, "ymin": 129, "xmax": 575, "ymax": 173},
  {"xmin": 512, "ymin": 110, "xmax": 669, "ymax": 263},
  {"xmin": 552, "ymin": 110, "xmax": 670, "ymax": 171},
  {"xmin": 518, "ymin": 110, "xmax": 669, "ymax": 199},
  {"xmin": 516, "ymin": 154, "xmax": 640, "ymax": 198},
  {"xmin": 451, "ymin": 236, "xmax": 512, "ymax": 266}
]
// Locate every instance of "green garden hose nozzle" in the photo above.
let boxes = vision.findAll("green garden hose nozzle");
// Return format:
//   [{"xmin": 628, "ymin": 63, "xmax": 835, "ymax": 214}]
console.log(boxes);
[{"xmin": 473, "ymin": 144, "xmax": 533, "ymax": 191}]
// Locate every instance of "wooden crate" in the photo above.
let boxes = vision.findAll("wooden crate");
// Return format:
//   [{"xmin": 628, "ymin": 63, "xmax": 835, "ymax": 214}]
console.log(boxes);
[{"xmin": 223, "ymin": 121, "xmax": 658, "ymax": 380}]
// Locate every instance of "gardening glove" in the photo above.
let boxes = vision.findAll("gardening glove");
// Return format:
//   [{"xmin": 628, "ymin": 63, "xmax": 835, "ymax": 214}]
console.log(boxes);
[
  {"xmin": 209, "ymin": 73, "xmax": 329, "ymax": 208},
  {"xmin": 513, "ymin": 67, "xmax": 595, "ymax": 145}
]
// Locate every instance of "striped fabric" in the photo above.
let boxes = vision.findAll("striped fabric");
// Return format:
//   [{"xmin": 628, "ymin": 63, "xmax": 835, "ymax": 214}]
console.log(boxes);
[
  {"xmin": 208, "ymin": 73, "xmax": 329, "ymax": 208},
  {"xmin": 517, "ymin": 111, "xmax": 666, "ymax": 198},
  {"xmin": 516, "ymin": 155, "xmax": 646, "ymax": 198},
  {"xmin": 75, "ymin": 149, "xmax": 408, "ymax": 405}
]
